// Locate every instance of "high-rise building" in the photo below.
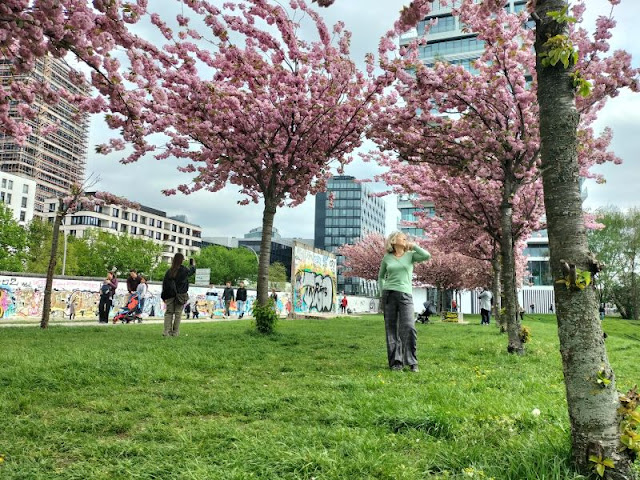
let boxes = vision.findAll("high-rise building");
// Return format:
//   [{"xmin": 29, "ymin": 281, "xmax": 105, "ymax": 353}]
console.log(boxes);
[
  {"xmin": 0, "ymin": 56, "xmax": 89, "ymax": 214},
  {"xmin": 397, "ymin": 194, "xmax": 435, "ymax": 238},
  {"xmin": 315, "ymin": 175, "xmax": 386, "ymax": 295},
  {"xmin": 400, "ymin": 0, "xmax": 527, "ymax": 68}
]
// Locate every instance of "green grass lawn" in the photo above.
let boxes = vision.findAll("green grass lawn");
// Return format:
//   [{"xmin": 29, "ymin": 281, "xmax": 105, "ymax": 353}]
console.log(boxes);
[{"xmin": 1, "ymin": 314, "xmax": 639, "ymax": 479}]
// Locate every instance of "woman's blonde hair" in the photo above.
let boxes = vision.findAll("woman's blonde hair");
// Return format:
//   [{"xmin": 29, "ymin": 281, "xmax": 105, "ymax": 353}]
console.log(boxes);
[{"xmin": 385, "ymin": 231, "xmax": 406, "ymax": 254}]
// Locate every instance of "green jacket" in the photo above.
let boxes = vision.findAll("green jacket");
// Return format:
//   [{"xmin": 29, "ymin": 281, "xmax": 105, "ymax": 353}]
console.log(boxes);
[{"xmin": 378, "ymin": 245, "xmax": 431, "ymax": 295}]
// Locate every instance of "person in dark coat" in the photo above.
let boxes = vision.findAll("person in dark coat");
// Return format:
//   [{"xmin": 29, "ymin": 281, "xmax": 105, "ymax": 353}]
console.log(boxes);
[
  {"xmin": 184, "ymin": 303, "xmax": 191, "ymax": 319},
  {"xmin": 236, "ymin": 282, "xmax": 248, "ymax": 318},
  {"xmin": 222, "ymin": 281, "xmax": 235, "ymax": 318},
  {"xmin": 161, "ymin": 254, "xmax": 196, "ymax": 337}
]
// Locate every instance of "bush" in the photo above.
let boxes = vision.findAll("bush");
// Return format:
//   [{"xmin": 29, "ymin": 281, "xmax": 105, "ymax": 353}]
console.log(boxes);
[{"xmin": 252, "ymin": 299, "xmax": 278, "ymax": 334}]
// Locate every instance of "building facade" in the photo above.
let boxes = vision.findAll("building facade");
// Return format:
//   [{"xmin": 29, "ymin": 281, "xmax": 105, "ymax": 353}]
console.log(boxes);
[
  {"xmin": 0, "ymin": 171, "xmax": 36, "ymax": 225},
  {"xmin": 0, "ymin": 57, "xmax": 89, "ymax": 214},
  {"xmin": 315, "ymin": 176, "xmax": 386, "ymax": 295},
  {"xmin": 42, "ymin": 197, "xmax": 202, "ymax": 263}
]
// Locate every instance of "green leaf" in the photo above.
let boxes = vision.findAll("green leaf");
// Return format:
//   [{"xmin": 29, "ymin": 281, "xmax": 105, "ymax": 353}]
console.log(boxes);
[{"xmin": 596, "ymin": 463, "xmax": 605, "ymax": 477}]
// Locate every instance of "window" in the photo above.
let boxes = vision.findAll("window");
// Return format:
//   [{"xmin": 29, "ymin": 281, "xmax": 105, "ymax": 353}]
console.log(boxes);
[
  {"xmin": 131, "ymin": 213, "xmax": 138, "ymax": 222},
  {"xmin": 140, "ymin": 216, "xmax": 147, "ymax": 225},
  {"xmin": 0, "ymin": 192, "xmax": 4, "ymax": 203},
  {"xmin": 149, "ymin": 218, "xmax": 155, "ymax": 227},
  {"xmin": 172, "ymin": 224, "xmax": 177, "ymax": 232},
  {"xmin": 112, "ymin": 208, "xmax": 120, "ymax": 218},
  {"xmin": 1, "ymin": 179, "xmax": 5, "ymax": 188},
  {"xmin": 157, "ymin": 220, "xmax": 163, "ymax": 228},
  {"xmin": 123, "ymin": 212, "xmax": 129, "ymax": 220},
  {"xmin": 156, "ymin": 232, "xmax": 161, "ymax": 240},
  {"xmin": 19, "ymin": 211, "xmax": 26, "ymax": 221},
  {"xmin": 7, "ymin": 180, "xmax": 13, "ymax": 190},
  {"xmin": 21, "ymin": 196, "xmax": 27, "ymax": 208},
  {"xmin": 22, "ymin": 184, "xmax": 29, "ymax": 194},
  {"xmin": 6, "ymin": 193, "xmax": 11, "ymax": 203},
  {"xmin": 131, "ymin": 226, "xmax": 137, "ymax": 234},
  {"xmin": 111, "ymin": 221, "xmax": 118, "ymax": 230}
]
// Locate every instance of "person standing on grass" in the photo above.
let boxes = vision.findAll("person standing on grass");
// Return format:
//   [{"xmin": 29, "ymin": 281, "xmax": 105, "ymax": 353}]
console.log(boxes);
[
  {"xmin": 136, "ymin": 275, "xmax": 148, "ymax": 317},
  {"xmin": 184, "ymin": 303, "xmax": 191, "ymax": 319},
  {"xmin": 161, "ymin": 254, "xmax": 196, "ymax": 337},
  {"xmin": 222, "ymin": 281, "xmax": 235, "ymax": 318},
  {"xmin": 236, "ymin": 282, "xmax": 247, "ymax": 318},
  {"xmin": 478, "ymin": 287, "xmax": 493, "ymax": 326},
  {"xmin": 378, "ymin": 232, "xmax": 431, "ymax": 373},
  {"xmin": 340, "ymin": 294, "xmax": 348, "ymax": 315}
]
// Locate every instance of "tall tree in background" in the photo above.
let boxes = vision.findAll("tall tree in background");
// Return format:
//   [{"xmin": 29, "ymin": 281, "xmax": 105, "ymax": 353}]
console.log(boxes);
[
  {"xmin": 0, "ymin": 204, "xmax": 27, "ymax": 272},
  {"xmin": 535, "ymin": 0, "xmax": 639, "ymax": 477},
  {"xmin": 40, "ymin": 185, "xmax": 135, "ymax": 328},
  {"xmin": 193, "ymin": 245, "xmax": 258, "ymax": 285},
  {"xmin": 588, "ymin": 208, "xmax": 640, "ymax": 320},
  {"xmin": 90, "ymin": 0, "xmax": 382, "ymax": 307}
]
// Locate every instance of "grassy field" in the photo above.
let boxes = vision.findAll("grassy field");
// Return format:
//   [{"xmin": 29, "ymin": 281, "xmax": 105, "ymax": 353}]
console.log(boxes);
[{"xmin": 1, "ymin": 314, "xmax": 639, "ymax": 479}]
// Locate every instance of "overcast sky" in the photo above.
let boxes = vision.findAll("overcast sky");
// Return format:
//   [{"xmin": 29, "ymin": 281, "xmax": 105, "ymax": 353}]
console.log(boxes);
[{"xmin": 85, "ymin": 0, "xmax": 640, "ymax": 241}]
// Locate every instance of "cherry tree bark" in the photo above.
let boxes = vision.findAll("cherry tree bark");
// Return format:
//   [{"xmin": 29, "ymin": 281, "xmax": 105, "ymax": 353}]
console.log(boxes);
[{"xmin": 535, "ymin": 0, "xmax": 636, "ymax": 477}]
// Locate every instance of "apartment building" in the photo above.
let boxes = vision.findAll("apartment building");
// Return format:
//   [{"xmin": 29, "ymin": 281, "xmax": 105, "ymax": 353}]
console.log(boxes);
[
  {"xmin": 43, "ymin": 196, "xmax": 202, "ymax": 263},
  {"xmin": 0, "ymin": 171, "xmax": 37, "ymax": 226}
]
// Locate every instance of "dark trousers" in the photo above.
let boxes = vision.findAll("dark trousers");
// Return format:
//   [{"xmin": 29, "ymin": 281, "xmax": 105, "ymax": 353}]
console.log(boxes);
[
  {"xmin": 383, "ymin": 290, "xmax": 417, "ymax": 368},
  {"xmin": 98, "ymin": 296, "xmax": 111, "ymax": 323},
  {"xmin": 481, "ymin": 308, "xmax": 491, "ymax": 325}
]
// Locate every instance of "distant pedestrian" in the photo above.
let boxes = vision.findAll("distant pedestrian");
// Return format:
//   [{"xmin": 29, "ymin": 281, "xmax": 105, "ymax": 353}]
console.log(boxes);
[
  {"xmin": 340, "ymin": 294, "xmax": 348, "ymax": 315},
  {"xmin": 378, "ymin": 231, "xmax": 431, "ymax": 373},
  {"xmin": 599, "ymin": 303, "xmax": 606, "ymax": 321},
  {"xmin": 98, "ymin": 275, "xmax": 115, "ymax": 323},
  {"xmin": 222, "ymin": 281, "xmax": 235, "ymax": 318},
  {"xmin": 127, "ymin": 269, "xmax": 141, "ymax": 302},
  {"xmin": 451, "ymin": 299, "xmax": 457, "ymax": 312},
  {"xmin": 136, "ymin": 275, "xmax": 148, "ymax": 316},
  {"xmin": 184, "ymin": 303, "xmax": 191, "ymax": 319},
  {"xmin": 161, "ymin": 254, "xmax": 196, "ymax": 337},
  {"xmin": 478, "ymin": 287, "xmax": 493, "ymax": 325},
  {"xmin": 530, "ymin": 304, "xmax": 535, "ymax": 314},
  {"xmin": 549, "ymin": 304, "xmax": 554, "ymax": 313},
  {"xmin": 67, "ymin": 297, "xmax": 76, "ymax": 320},
  {"xmin": 236, "ymin": 282, "xmax": 247, "ymax": 318},
  {"xmin": 270, "ymin": 288, "xmax": 278, "ymax": 312},
  {"xmin": 193, "ymin": 304, "xmax": 199, "ymax": 319},
  {"xmin": 107, "ymin": 270, "xmax": 118, "ymax": 311}
]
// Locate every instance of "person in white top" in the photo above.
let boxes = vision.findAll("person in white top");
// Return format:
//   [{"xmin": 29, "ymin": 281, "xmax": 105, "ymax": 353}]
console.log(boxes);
[
  {"xmin": 136, "ymin": 275, "xmax": 149, "ymax": 316},
  {"xmin": 478, "ymin": 287, "xmax": 493, "ymax": 326}
]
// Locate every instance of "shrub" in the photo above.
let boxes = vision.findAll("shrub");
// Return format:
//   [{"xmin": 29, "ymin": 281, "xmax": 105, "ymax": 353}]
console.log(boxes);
[{"xmin": 252, "ymin": 299, "xmax": 278, "ymax": 334}]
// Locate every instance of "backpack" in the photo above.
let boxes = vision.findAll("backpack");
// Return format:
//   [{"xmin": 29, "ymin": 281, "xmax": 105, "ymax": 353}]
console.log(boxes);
[
  {"xmin": 161, "ymin": 276, "xmax": 177, "ymax": 300},
  {"xmin": 100, "ymin": 283, "xmax": 110, "ymax": 297}
]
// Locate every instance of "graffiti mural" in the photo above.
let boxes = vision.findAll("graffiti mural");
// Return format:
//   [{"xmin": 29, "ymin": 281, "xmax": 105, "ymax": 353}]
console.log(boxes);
[
  {"xmin": 0, "ymin": 274, "xmax": 279, "ymax": 321},
  {"xmin": 291, "ymin": 242, "xmax": 337, "ymax": 314}
]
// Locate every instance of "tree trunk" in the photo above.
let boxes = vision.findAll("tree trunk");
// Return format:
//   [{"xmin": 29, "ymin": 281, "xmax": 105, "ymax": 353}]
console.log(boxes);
[
  {"xmin": 535, "ymin": 1, "xmax": 634, "ymax": 477},
  {"xmin": 41, "ymin": 200, "xmax": 63, "ymax": 329},
  {"xmin": 500, "ymin": 183, "xmax": 523, "ymax": 354},
  {"xmin": 258, "ymin": 199, "xmax": 277, "ymax": 306},
  {"xmin": 491, "ymin": 253, "xmax": 503, "ymax": 330}
]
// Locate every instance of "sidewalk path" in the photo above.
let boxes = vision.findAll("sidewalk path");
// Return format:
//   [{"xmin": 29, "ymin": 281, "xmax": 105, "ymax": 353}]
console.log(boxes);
[{"xmin": 0, "ymin": 316, "xmax": 247, "ymax": 328}]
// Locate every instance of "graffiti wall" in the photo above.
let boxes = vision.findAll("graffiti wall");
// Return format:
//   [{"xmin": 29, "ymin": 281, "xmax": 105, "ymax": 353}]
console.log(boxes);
[
  {"xmin": 291, "ymin": 242, "xmax": 337, "ymax": 314},
  {"xmin": 0, "ymin": 274, "xmax": 293, "ymax": 321}
]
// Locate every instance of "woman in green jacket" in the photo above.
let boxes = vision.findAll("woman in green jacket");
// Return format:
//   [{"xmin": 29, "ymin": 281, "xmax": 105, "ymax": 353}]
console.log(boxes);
[{"xmin": 378, "ymin": 232, "xmax": 431, "ymax": 372}]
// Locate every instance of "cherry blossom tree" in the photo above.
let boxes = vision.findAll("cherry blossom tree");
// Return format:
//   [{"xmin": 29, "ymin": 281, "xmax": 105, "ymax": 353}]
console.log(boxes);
[
  {"xmin": 93, "ymin": 0, "xmax": 381, "ymax": 306},
  {"xmin": 535, "ymin": 0, "xmax": 640, "ymax": 477},
  {"xmin": 376, "ymin": 156, "xmax": 544, "ymax": 332},
  {"xmin": 3, "ymin": 0, "xmax": 383, "ymax": 308},
  {"xmin": 369, "ymin": 0, "xmax": 635, "ymax": 354},
  {"xmin": 336, "ymin": 233, "xmax": 386, "ymax": 282},
  {"xmin": 41, "ymin": 181, "xmax": 136, "ymax": 329}
]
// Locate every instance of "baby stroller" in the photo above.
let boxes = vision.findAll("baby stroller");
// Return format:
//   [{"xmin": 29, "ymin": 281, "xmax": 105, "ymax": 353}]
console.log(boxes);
[
  {"xmin": 113, "ymin": 293, "xmax": 142, "ymax": 324},
  {"xmin": 417, "ymin": 302, "xmax": 435, "ymax": 324}
]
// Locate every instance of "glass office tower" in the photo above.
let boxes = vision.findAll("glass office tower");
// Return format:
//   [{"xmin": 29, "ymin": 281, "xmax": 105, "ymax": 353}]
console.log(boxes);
[{"xmin": 315, "ymin": 176, "xmax": 386, "ymax": 295}]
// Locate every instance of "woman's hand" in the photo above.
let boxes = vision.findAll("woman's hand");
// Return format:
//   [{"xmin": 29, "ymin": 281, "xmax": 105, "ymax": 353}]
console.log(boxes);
[{"xmin": 406, "ymin": 241, "xmax": 415, "ymax": 251}]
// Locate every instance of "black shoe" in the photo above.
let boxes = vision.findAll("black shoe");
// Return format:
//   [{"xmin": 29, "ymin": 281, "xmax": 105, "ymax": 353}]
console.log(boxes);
[
  {"xmin": 410, "ymin": 365, "xmax": 419, "ymax": 373},
  {"xmin": 390, "ymin": 365, "xmax": 403, "ymax": 371}
]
